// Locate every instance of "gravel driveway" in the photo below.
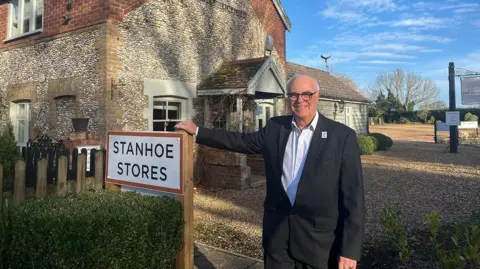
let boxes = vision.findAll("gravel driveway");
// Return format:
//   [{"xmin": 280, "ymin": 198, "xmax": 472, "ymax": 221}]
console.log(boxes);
[{"xmin": 193, "ymin": 139, "xmax": 480, "ymax": 268}]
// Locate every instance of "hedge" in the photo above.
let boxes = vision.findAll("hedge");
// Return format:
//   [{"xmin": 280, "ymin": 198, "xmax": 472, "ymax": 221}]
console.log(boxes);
[
  {"xmin": 358, "ymin": 135, "xmax": 375, "ymax": 155},
  {"xmin": 369, "ymin": 133, "xmax": 393, "ymax": 151},
  {"xmin": 368, "ymin": 135, "xmax": 379, "ymax": 151},
  {"xmin": 384, "ymin": 109, "xmax": 480, "ymax": 123},
  {"xmin": 0, "ymin": 191, "xmax": 184, "ymax": 269}
]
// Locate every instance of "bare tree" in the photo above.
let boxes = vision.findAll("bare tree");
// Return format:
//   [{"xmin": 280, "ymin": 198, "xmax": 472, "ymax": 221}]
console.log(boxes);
[{"xmin": 369, "ymin": 68, "xmax": 440, "ymax": 111}]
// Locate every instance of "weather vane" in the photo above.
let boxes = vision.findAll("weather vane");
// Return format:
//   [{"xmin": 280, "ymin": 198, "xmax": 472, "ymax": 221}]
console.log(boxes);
[{"xmin": 321, "ymin": 55, "xmax": 331, "ymax": 70}]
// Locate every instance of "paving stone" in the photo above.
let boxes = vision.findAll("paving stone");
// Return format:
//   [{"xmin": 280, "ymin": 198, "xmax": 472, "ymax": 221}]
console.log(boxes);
[{"xmin": 194, "ymin": 244, "xmax": 260, "ymax": 269}]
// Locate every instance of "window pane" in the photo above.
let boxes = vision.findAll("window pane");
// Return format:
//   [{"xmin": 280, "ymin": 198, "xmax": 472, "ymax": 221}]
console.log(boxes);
[
  {"xmin": 17, "ymin": 104, "xmax": 25, "ymax": 116},
  {"xmin": 18, "ymin": 120, "xmax": 25, "ymax": 143},
  {"xmin": 23, "ymin": 0, "xmax": 32, "ymax": 33},
  {"xmin": 266, "ymin": 107, "xmax": 271, "ymax": 120},
  {"xmin": 153, "ymin": 122, "xmax": 165, "ymax": 131},
  {"xmin": 153, "ymin": 108, "xmax": 166, "ymax": 120},
  {"xmin": 166, "ymin": 121, "xmax": 179, "ymax": 132},
  {"xmin": 35, "ymin": 0, "xmax": 43, "ymax": 29},
  {"xmin": 10, "ymin": 1, "xmax": 20, "ymax": 37}
]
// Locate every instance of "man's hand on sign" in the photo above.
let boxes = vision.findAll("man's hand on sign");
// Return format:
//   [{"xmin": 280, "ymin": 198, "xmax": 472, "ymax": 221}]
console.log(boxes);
[{"xmin": 174, "ymin": 120, "xmax": 197, "ymax": 135}]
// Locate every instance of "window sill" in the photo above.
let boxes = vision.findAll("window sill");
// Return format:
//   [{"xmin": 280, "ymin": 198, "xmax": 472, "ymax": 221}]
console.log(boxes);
[{"xmin": 4, "ymin": 29, "xmax": 43, "ymax": 43}]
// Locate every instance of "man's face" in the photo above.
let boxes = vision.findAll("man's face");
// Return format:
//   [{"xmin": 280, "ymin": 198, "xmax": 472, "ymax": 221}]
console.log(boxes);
[{"xmin": 287, "ymin": 76, "xmax": 319, "ymax": 119}]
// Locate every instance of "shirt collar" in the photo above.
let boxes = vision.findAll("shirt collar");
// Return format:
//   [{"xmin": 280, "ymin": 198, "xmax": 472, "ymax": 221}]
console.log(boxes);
[{"xmin": 291, "ymin": 111, "xmax": 319, "ymax": 131}]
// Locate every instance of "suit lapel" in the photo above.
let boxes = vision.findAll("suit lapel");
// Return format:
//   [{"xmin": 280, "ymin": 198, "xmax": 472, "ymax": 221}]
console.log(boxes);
[{"xmin": 278, "ymin": 115, "xmax": 292, "ymax": 167}]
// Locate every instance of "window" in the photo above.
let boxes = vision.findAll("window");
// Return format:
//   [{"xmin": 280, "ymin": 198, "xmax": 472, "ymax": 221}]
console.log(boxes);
[
  {"xmin": 345, "ymin": 106, "xmax": 352, "ymax": 127},
  {"xmin": 8, "ymin": 0, "xmax": 43, "ymax": 39},
  {"xmin": 152, "ymin": 98, "xmax": 183, "ymax": 132},
  {"xmin": 256, "ymin": 101, "xmax": 274, "ymax": 129},
  {"xmin": 9, "ymin": 102, "xmax": 30, "ymax": 146}
]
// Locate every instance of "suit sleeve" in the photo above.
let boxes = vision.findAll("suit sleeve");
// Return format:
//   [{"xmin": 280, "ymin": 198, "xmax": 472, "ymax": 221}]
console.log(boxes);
[
  {"xmin": 195, "ymin": 125, "xmax": 266, "ymax": 155},
  {"xmin": 338, "ymin": 130, "xmax": 365, "ymax": 260}
]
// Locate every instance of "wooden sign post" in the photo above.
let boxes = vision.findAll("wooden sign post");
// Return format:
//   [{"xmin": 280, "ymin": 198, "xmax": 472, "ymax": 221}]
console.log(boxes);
[{"xmin": 105, "ymin": 131, "xmax": 194, "ymax": 269}]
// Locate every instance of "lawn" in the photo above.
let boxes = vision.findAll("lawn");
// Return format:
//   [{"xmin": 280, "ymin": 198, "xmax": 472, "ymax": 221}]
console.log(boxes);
[{"xmin": 193, "ymin": 124, "xmax": 480, "ymax": 268}]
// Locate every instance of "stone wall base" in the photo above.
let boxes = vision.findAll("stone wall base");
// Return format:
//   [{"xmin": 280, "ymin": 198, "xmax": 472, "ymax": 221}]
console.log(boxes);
[{"xmin": 200, "ymin": 164, "xmax": 251, "ymax": 190}]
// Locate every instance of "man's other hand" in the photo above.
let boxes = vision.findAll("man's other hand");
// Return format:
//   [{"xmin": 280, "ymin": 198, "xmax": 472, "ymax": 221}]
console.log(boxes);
[
  {"xmin": 338, "ymin": 256, "xmax": 357, "ymax": 269},
  {"xmin": 174, "ymin": 120, "xmax": 197, "ymax": 135}
]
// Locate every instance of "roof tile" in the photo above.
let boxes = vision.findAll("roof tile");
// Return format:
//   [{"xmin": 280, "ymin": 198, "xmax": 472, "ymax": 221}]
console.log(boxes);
[{"xmin": 286, "ymin": 62, "xmax": 370, "ymax": 103}]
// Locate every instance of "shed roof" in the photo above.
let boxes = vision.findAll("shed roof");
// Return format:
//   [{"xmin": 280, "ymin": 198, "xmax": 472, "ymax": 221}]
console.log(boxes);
[{"xmin": 286, "ymin": 62, "xmax": 370, "ymax": 103}]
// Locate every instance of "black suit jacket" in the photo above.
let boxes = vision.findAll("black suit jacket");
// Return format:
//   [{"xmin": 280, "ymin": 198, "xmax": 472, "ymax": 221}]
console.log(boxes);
[{"xmin": 196, "ymin": 112, "xmax": 365, "ymax": 268}]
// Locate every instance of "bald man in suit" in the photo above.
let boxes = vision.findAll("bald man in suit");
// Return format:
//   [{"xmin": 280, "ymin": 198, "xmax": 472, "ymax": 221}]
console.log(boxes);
[{"xmin": 176, "ymin": 74, "xmax": 365, "ymax": 269}]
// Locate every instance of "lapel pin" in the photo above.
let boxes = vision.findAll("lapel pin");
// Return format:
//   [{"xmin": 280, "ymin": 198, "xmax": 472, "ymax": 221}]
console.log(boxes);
[{"xmin": 321, "ymin": 131, "xmax": 327, "ymax": 138}]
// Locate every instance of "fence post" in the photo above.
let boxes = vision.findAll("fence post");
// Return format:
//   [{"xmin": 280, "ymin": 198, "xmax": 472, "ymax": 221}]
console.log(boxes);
[
  {"xmin": 13, "ymin": 160, "xmax": 26, "ymax": 205},
  {"xmin": 434, "ymin": 122, "xmax": 438, "ymax": 143},
  {"xmin": 94, "ymin": 151, "xmax": 104, "ymax": 191},
  {"xmin": 0, "ymin": 163, "xmax": 3, "ymax": 208},
  {"xmin": 76, "ymin": 153, "xmax": 86, "ymax": 193},
  {"xmin": 57, "ymin": 156, "xmax": 68, "ymax": 196},
  {"xmin": 36, "ymin": 159, "xmax": 48, "ymax": 199}
]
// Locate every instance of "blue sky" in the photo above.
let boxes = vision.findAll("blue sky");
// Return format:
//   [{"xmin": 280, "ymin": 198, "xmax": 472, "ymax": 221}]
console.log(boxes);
[{"xmin": 282, "ymin": 0, "xmax": 480, "ymax": 107}]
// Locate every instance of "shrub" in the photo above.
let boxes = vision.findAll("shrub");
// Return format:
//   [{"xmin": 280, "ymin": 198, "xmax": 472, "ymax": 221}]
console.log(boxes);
[
  {"xmin": 368, "ymin": 135, "xmax": 379, "ymax": 151},
  {"xmin": 465, "ymin": 112, "xmax": 479, "ymax": 122},
  {"xmin": 369, "ymin": 133, "xmax": 393, "ymax": 150},
  {"xmin": 428, "ymin": 116, "xmax": 436, "ymax": 124},
  {"xmin": 399, "ymin": 117, "xmax": 411, "ymax": 124},
  {"xmin": 357, "ymin": 135, "xmax": 375, "ymax": 155},
  {"xmin": 0, "ymin": 191, "xmax": 184, "ymax": 269},
  {"xmin": 0, "ymin": 121, "xmax": 22, "ymax": 191}
]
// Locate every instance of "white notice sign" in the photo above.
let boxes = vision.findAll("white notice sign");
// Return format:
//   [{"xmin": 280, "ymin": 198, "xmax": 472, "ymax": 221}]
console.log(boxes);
[
  {"xmin": 461, "ymin": 77, "xmax": 480, "ymax": 105},
  {"xmin": 106, "ymin": 132, "xmax": 183, "ymax": 194},
  {"xmin": 446, "ymin": 111, "xmax": 460, "ymax": 126}
]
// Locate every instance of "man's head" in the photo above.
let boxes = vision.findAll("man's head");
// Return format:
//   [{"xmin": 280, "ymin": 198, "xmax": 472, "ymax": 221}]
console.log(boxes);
[{"xmin": 286, "ymin": 74, "xmax": 320, "ymax": 120}]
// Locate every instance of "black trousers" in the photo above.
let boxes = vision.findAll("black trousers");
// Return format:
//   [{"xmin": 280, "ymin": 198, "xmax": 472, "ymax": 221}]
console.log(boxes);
[{"xmin": 264, "ymin": 245, "xmax": 337, "ymax": 269}]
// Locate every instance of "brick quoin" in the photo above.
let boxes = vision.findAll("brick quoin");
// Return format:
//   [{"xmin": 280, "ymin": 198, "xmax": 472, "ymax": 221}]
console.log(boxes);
[
  {"xmin": 248, "ymin": 0, "xmax": 287, "ymax": 64},
  {"xmin": 0, "ymin": 0, "xmax": 146, "ymax": 50}
]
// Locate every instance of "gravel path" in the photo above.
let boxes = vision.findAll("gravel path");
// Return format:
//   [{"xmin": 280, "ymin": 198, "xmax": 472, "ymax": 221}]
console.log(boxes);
[{"xmin": 193, "ymin": 141, "xmax": 480, "ymax": 268}]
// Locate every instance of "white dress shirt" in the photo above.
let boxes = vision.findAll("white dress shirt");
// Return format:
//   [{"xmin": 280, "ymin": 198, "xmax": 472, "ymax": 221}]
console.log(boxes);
[{"xmin": 281, "ymin": 111, "xmax": 319, "ymax": 205}]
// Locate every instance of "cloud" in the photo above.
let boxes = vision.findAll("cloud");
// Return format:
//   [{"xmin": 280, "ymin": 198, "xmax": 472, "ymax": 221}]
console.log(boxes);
[
  {"xmin": 366, "ymin": 44, "xmax": 442, "ymax": 52},
  {"xmin": 412, "ymin": 2, "xmax": 479, "ymax": 11},
  {"xmin": 391, "ymin": 17, "xmax": 447, "ymax": 29},
  {"xmin": 454, "ymin": 7, "xmax": 478, "ymax": 13},
  {"xmin": 360, "ymin": 52, "xmax": 416, "ymax": 59},
  {"xmin": 319, "ymin": 0, "xmax": 399, "ymax": 24},
  {"xmin": 358, "ymin": 60, "xmax": 415, "ymax": 65},
  {"xmin": 320, "ymin": 8, "xmax": 368, "ymax": 23},
  {"xmin": 331, "ymin": 32, "xmax": 454, "ymax": 47}
]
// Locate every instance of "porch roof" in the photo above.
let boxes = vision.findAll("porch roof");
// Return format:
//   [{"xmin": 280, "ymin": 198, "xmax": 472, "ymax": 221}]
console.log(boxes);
[{"xmin": 197, "ymin": 56, "xmax": 285, "ymax": 98}]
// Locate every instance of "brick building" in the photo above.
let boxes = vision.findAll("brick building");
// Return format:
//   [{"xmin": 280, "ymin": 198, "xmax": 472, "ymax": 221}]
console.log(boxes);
[{"xmin": 0, "ymin": 0, "xmax": 291, "ymax": 188}]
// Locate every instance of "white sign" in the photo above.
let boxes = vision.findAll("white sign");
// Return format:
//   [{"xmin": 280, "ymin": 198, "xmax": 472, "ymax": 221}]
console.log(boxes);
[
  {"xmin": 459, "ymin": 121, "xmax": 479, "ymax": 129},
  {"xmin": 446, "ymin": 111, "xmax": 460, "ymax": 126},
  {"xmin": 461, "ymin": 77, "xmax": 480, "ymax": 105},
  {"xmin": 436, "ymin": 122, "xmax": 450, "ymax": 131},
  {"xmin": 106, "ymin": 132, "xmax": 183, "ymax": 194}
]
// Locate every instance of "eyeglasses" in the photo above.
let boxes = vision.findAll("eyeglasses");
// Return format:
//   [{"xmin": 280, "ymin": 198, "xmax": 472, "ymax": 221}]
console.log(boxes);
[{"xmin": 286, "ymin": 91, "xmax": 318, "ymax": 101}]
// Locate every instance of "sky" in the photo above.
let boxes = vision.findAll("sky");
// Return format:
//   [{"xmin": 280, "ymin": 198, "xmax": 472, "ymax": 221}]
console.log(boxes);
[{"xmin": 282, "ymin": 0, "xmax": 480, "ymax": 108}]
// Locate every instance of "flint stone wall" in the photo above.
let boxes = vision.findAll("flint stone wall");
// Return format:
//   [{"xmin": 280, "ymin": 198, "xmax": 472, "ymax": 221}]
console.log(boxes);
[{"xmin": 0, "ymin": 26, "xmax": 105, "ymax": 140}]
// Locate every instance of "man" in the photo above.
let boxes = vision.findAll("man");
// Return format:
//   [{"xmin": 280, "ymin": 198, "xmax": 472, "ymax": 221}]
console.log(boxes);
[{"xmin": 175, "ymin": 74, "xmax": 365, "ymax": 269}]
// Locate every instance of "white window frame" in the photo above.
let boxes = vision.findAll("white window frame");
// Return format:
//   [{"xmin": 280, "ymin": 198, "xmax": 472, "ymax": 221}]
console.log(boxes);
[
  {"xmin": 152, "ymin": 97, "xmax": 187, "ymax": 132},
  {"xmin": 345, "ymin": 106, "xmax": 352, "ymax": 127},
  {"xmin": 7, "ymin": 0, "xmax": 44, "ymax": 41},
  {"xmin": 255, "ymin": 100, "xmax": 275, "ymax": 129},
  {"xmin": 9, "ymin": 102, "xmax": 30, "ymax": 147}
]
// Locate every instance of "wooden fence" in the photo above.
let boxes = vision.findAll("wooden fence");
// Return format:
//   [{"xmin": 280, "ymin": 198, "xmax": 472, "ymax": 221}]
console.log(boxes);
[{"xmin": 0, "ymin": 149, "xmax": 106, "ymax": 208}]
